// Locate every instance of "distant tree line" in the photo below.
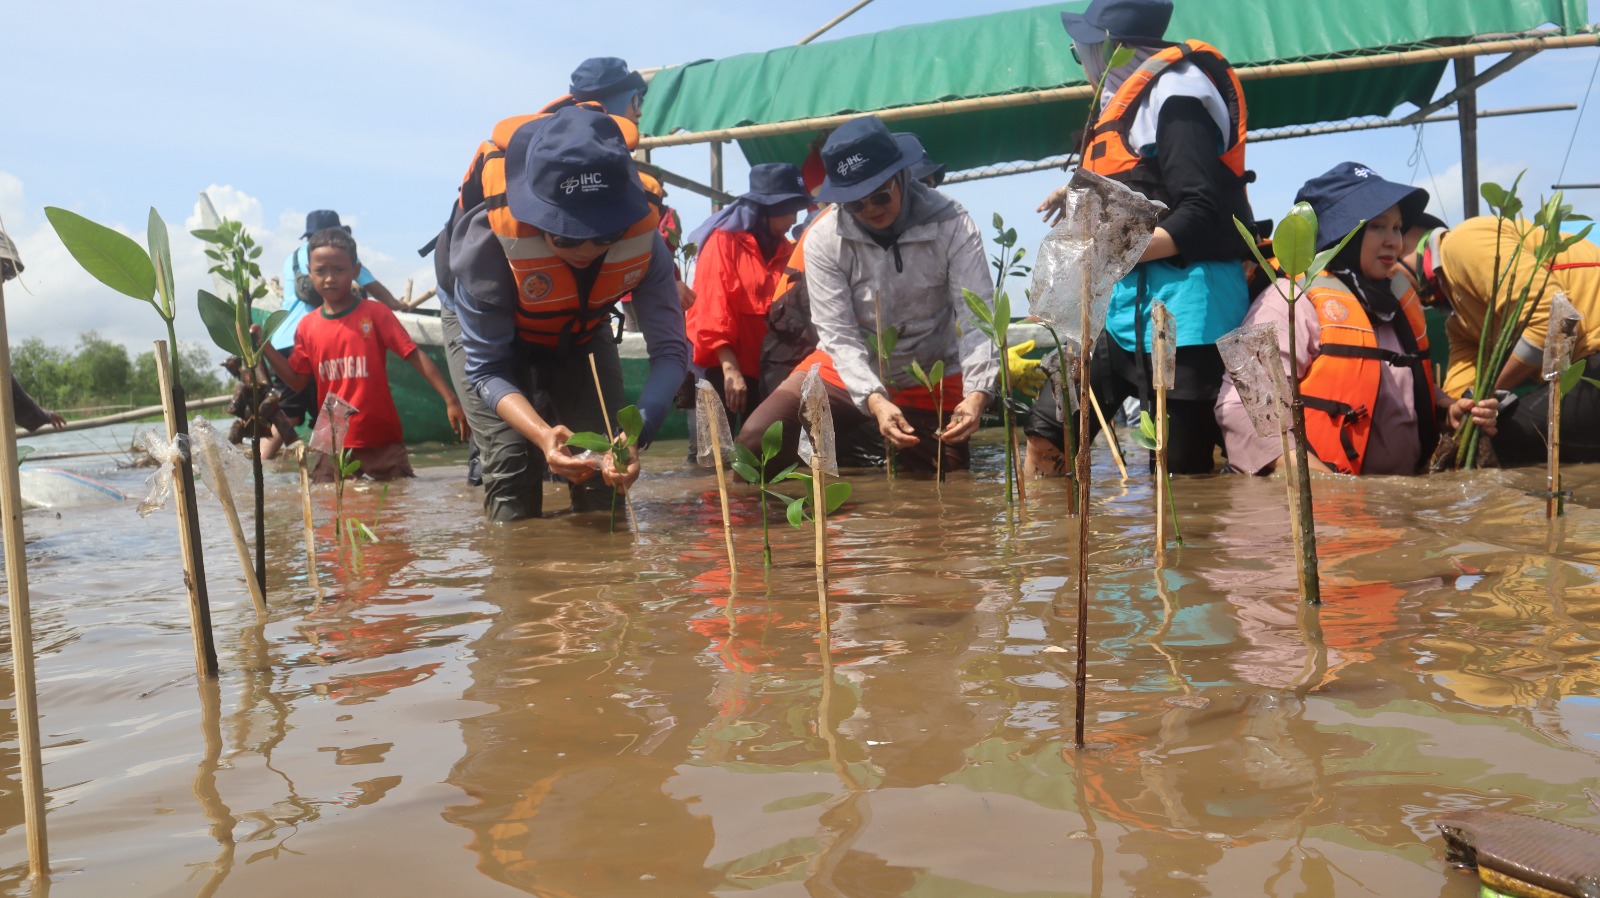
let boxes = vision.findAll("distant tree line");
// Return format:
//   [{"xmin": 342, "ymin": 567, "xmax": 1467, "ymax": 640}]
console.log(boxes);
[{"xmin": 11, "ymin": 332, "xmax": 227, "ymax": 417}]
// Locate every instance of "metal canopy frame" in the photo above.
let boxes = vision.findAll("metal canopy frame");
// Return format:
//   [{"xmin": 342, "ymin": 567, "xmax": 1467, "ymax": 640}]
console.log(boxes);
[{"xmin": 636, "ymin": 30, "xmax": 1600, "ymax": 212}]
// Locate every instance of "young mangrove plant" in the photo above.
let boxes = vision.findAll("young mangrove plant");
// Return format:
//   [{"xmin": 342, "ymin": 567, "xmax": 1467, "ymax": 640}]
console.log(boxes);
[
  {"xmin": 768, "ymin": 474, "xmax": 852, "ymax": 530},
  {"xmin": 564, "ymin": 404, "xmax": 644, "ymax": 533},
  {"xmin": 45, "ymin": 204, "xmax": 218, "ymax": 677},
  {"xmin": 1234, "ymin": 203, "xmax": 1362, "ymax": 605},
  {"xmin": 992, "ymin": 211, "xmax": 1035, "ymax": 503},
  {"xmin": 962, "ymin": 287, "xmax": 1016, "ymax": 503},
  {"xmin": 732, "ymin": 420, "xmax": 799, "ymax": 566},
  {"xmin": 193, "ymin": 218, "xmax": 288, "ymax": 593},
  {"xmin": 865, "ymin": 306, "xmax": 899, "ymax": 481},
  {"xmin": 905, "ymin": 359, "xmax": 946, "ymax": 482},
  {"xmin": 1452, "ymin": 177, "xmax": 1593, "ymax": 469}
]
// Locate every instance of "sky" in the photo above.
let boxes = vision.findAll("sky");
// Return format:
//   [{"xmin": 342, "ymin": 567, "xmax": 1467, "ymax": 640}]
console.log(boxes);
[{"xmin": 5, "ymin": 0, "xmax": 1600, "ymax": 363}]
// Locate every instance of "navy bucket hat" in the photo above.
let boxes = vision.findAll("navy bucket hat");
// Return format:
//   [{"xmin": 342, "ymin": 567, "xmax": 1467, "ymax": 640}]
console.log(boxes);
[
  {"xmin": 1294, "ymin": 162, "xmax": 1429, "ymax": 251},
  {"xmin": 817, "ymin": 116, "xmax": 920, "ymax": 204},
  {"xmin": 1060, "ymin": 0, "xmax": 1173, "ymax": 45},
  {"xmin": 742, "ymin": 163, "xmax": 812, "ymax": 212},
  {"xmin": 569, "ymin": 57, "xmax": 646, "ymax": 103},
  {"xmin": 302, "ymin": 210, "xmax": 350, "ymax": 239},
  {"xmin": 504, "ymin": 106, "xmax": 650, "ymax": 240},
  {"xmin": 894, "ymin": 132, "xmax": 947, "ymax": 186}
]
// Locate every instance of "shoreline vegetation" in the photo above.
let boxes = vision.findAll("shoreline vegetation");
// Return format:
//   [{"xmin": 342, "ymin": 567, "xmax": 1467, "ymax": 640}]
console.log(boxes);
[{"xmin": 11, "ymin": 331, "xmax": 225, "ymax": 424}]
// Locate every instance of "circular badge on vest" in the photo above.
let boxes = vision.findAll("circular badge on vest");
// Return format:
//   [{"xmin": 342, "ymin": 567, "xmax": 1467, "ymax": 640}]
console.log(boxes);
[
  {"xmin": 522, "ymin": 272, "xmax": 554, "ymax": 300},
  {"xmin": 1321, "ymin": 298, "xmax": 1349, "ymax": 323}
]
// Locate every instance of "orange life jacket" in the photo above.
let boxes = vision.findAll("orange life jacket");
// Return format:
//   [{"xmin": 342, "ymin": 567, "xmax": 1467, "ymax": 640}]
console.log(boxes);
[
  {"xmin": 1083, "ymin": 40, "xmax": 1251, "ymax": 221},
  {"xmin": 1298, "ymin": 272, "xmax": 1438, "ymax": 475},
  {"xmin": 454, "ymin": 106, "xmax": 659, "ymax": 351}
]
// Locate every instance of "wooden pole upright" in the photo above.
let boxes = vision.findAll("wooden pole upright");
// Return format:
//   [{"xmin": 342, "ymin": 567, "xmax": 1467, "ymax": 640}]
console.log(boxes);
[
  {"xmin": 197, "ymin": 434, "xmax": 267, "ymax": 616},
  {"xmin": 587, "ymin": 353, "xmax": 639, "ymax": 533},
  {"xmin": 1548, "ymin": 382, "xmax": 1564, "ymax": 518},
  {"xmin": 706, "ymin": 408, "xmax": 739, "ymax": 577},
  {"xmin": 154, "ymin": 340, "xmax": 219, "ymax": 678},
  {"xmin": 1073, "ymin": 261, "xmax": 1093, "ymax": 749},
  {"xmin": 296, "ymin": 445, "xmax": 324, "ymax": 605},
  {"xmin": 0, "ymin": 276, "xmax": 50, "ymax": 881}
]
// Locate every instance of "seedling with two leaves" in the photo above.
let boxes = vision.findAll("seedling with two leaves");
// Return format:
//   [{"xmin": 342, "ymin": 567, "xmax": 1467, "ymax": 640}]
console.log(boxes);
[
  {"xmin": 731, "ymin": 420, "xmax": 798, "ymax": 566},
  {"xmin": 564, "ymin": 405, "xmax": 643, "ymax": 533},
  {"xmin": 1128, "ymin": 411, "xmax": 1183, "ymax": 547},
  {"xmin": 962, "ymin": 287, "xmax": 1018, "ymax": 504},
  {"xmin": 904, "ymin": 359, "xmax": 947, "ymax": 482}
]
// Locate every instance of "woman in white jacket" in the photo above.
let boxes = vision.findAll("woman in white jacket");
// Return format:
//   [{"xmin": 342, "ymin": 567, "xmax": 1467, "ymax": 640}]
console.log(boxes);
[{"xmin": 736, "ymin": 115, "xmax": 1000, "ymax": 473}]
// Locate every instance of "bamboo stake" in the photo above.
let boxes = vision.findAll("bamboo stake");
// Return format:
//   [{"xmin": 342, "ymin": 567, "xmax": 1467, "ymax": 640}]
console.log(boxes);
[
  {"xmin": 813, "ymin": 463, "xmax": 830, "ymax": 644},
  {"xmin": 296, "ymin": 445, "xmax": 323, "ymax": 608},
  {"xmin": 1548, "ymin": 383, "xmax": 1563, "ymax": 518},
  {"xmin": 0, "ymin": 276, "xmax": 50, "ymax": 882},
  {"xmin": 197, "ymin": 434, "xmax": 267, "ymax": 617},
  {"xmin": 1280, "ymin": 428, "xmax": 1307, "ymax": 588},
  {"xmin": 1087, "ymin": 387, "xmax": 1129, "ymax": 482},
  {"xmin": 1154, "ymin": 385, "xmax": 1169, "ymax": 564},
  {"xmin": 706, "ymin": 404, "xmax": 738, "ymax": 577},
  {"xmin": 154, "ymin": 340, "xmax": 219, "ymax": 679},
  {"xmin": 587, "ymin": 353, "xmax": 639, "ymax": 533},
  {"xmin": 1073, "ymin": 261, "xmax": 1094, "ymax": 749},
  {"xmin": 871, "ymin": 290, "xmax": 894, "ymax": 484}
]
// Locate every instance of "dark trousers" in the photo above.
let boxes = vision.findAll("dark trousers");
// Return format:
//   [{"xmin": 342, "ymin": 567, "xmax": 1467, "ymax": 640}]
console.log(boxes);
[
  {"xmin": 1493, "ymin": 351, "xmax": 1600, "ymax": 466},
  {"xmin": 1024, "ymin": 335, "xmax": 1225, "ymax": 474},
  {"xmin": 736, "ymin": 368, "xmax": 970, "ymax": 474},
  {"xmin": 442, "ymin": 310, "xmax": 622, "ymax": 521}
]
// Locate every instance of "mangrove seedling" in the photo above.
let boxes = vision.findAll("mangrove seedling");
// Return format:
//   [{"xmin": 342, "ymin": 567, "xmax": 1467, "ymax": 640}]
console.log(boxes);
[
  {"xmin": 732, "ymin": 420, "xmax": 799, "ymax": 566},
  {"xmin": 1234, "ymin": 203, "xmax": 1362, "ymax": 605},
  {"xmin": 990, "ymin": 211, "xmax": 1032, "ymax": 296},
  {"xmin": 962, "ymin": 286, "xmax": 1017, "ymax": 504},
  {"xmin": 905, "ymin": 359, "xmax": 946, "ymax": 482},
  {"xmin": 767, "ymin": 474, "xmax": 852, "ymax": 529},
  {"xmin": 193, "ymin": 218, "xmax": 289, "ymax": 593},
  {"xmin": 1037, "ymin": 323, "xmax": 1079, "ymax": 511},
  {"xmin": 866, "ymin": 306, "xmax": 900, "ymax": 481},
  {"xmin": 45, "ymin": 204, "xmax": 217, "ymax": 677},
  {"xmin": 1129, "ymin": 411, "xmax": 1183, "ymax": 549},
  {"xmin": 564, "ymin": 404, "xmax": 644, "ymax": 533},
  {"xmin": 1453, "ymin": 178, "xmax": 1593, "ymax": 469}
]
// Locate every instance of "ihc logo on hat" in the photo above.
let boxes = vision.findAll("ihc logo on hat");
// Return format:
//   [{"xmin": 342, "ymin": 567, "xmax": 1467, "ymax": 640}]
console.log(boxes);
[
  {"xmin": 1353, "ymin": 167, "xmax": 1373, "ymax": 179},
  {"xmin": 835, "ymin": 154, "xmax": 868, "ymax": 177},
  {"xmin": 561, "ymin": 173, "xmax": 608, "ymax": 195}
]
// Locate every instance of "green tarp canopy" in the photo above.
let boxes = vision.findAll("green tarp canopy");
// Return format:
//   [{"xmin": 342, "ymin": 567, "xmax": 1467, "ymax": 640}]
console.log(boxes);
[{"xmin": 639, "ymin": 0, "xmax": 1590, "ymax": 172}]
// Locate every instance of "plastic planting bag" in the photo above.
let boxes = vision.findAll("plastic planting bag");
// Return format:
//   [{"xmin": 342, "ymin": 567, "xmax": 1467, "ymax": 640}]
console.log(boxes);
[
  {"xmin": 798, "ymin": 364, "xmax": 838, "ymax": 476},
  {"xmin": 1041, "ymin": 342, "xmax": 1081, "ymax": 416},
  {"xmin": 134, "ymin": 428, "xmax": 186, "ymax": 518},
  {"xmin": 1029, "ymin": 168, "xmax": 1165, "ymax": 346},
  {"xmin": 1543, "ymin": 292, "xmax": 1583, "ymax": 382},
  {"xmin": 694, "ymin": 379, "xmax": 734, "ymax": 468},
  {"xmin": 309, "ymin": 394, "xmax": 359, "ymax": 455},
  {"xmin": 188, "ymin": 417, "xmax": 250, "ymax": 500},
  {"xmin": 1218, "ymin": 323, "xmax": 1289, "ymax": 438},
  {"xmin": 1150, "ymin": 301, "xmax": 1176, "ymax": 390}
]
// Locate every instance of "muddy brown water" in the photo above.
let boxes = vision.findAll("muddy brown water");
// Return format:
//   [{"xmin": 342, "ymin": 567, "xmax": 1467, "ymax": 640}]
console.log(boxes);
[{"xmin": 3, "ymin": 434, "xmax": 1599, "ymax": 896}]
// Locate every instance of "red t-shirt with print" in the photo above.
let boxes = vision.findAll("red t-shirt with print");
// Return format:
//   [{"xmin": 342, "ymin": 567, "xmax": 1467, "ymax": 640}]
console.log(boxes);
[{"xmin": 287, "ymin": 299, "xmax": 417, "ymax": 448}]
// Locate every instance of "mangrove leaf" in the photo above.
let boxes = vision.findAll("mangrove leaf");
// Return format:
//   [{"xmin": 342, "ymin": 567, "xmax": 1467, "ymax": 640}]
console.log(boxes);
[
  {"xmin": 45, "ymin": 206, "xmax": 156, "ymax": 303},
  {"xmin": 197, "ymin": 289, "xmax": 244, "ymax": 357}
]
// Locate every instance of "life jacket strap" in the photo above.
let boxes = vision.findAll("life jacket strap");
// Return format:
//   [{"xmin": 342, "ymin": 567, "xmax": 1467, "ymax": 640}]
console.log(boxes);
[
  {"xmin": 1316, "ymin": 343, "xmax": 1425, "ymax": 366},
  {"xmin": 1300, "ymin": 394, "xmax": 1366, "ymax": 466}
]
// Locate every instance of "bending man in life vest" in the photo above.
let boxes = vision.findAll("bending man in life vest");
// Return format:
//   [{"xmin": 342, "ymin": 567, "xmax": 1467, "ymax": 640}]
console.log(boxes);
[
  {"xmin": 1027, "ymin": 0, "xmax": 1256, "ymax": 477},
  {"xmin": 735, "ymin": 115, "xmax": 999, "ymax": 474},
  {"xmin": 1215, "ymin": 163, "xmax": 1497, "ymax": 475},
  {"xmin": 1416, "ymin": 216, "xmax": 1600, "ymax": 467},
  {"xmin": 435, "ymin": 105, "xmax": 689, "ymax": 522}
]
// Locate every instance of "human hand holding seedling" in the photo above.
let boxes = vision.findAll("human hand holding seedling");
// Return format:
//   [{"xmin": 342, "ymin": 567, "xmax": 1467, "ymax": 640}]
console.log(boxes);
[
  {"xmin": 564, "ymin": 405, "xmax": 644, "ymax": 531},
  {"xmin": 866, "ymin": 393, "xmax": 918, "ymax": 449}
]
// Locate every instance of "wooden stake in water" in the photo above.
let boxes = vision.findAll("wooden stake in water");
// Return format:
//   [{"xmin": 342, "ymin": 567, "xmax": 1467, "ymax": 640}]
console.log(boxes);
[
  {"xmin": 1073, "ymin": 263, "xmax": 1094, "ymax": 749},
  {"xmin": 296, "ymin": 445, "xmax": 323, "ymax": 605},
  {"xmin": 0, "ymin": 270, "xmax": 50, "ymax": 882},
  {"xmin": 587, "ymin": 353, "xmax": 639, "ymax": 533},
  {"xmin": 695, "ymin": 381, "xmax": 738, "ymax": 577},
  {"xmin": 871, "ymin": 289, "xmax": 895, "ymax": 485},
  {"xmin": 196, "ymin": 427, "xmax": 267, "ymax": 617},
  {"xmin": 1087, "ymin": 388, "xmax": 1129, "ymax": 483},
  {"xmin": 154, "ymin": 340, "xmax": 219, "ymax": 679},
  {"xmin": 1548, "ymin": 381, "xmax": 1564, "ymax": 519},
  {"xmin": 1150, "ymin": 302, "xmax": 1174, "ymax": 563}
]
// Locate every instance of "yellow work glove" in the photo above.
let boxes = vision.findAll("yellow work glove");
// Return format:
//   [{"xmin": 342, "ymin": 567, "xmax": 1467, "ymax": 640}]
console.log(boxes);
[{"xmin": 1006, "ymin": 339, "xmax": 1045, "ymax": 398}]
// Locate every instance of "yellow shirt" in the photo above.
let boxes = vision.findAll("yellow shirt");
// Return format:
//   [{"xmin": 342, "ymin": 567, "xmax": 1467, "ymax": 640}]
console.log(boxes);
[{"xmin": 1439, "ymin": 216, "xmax": 1600, "ymax": 397}]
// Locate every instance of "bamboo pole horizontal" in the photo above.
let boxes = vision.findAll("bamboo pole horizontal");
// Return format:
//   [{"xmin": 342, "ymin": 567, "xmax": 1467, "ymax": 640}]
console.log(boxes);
[
  {"xmin": 637, "ymin": 31, "xmax": 1600, "ymax": 150},
  {"xmin": 14, "ymin": 395, "xmax": 231, "ymax": 439}
]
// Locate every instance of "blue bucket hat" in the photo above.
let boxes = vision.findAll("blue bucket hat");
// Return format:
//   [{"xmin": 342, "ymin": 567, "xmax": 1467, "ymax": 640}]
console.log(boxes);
[
  {"xmin": 894, "ymin": 132, "xmax": 947, "ymax": 186},
  {"xmin": 569, "ymin": 57, "xmax": 646, "ymax": 103},
  {"xmin": 1060, "ymin": 0, "xmax": 1173, "ymax": 45},
  {"xmin": 1294, "ymin": 162, "xmax": 1429, "ymax": 251},
  {"xmin": 302, "ymin": 209, "xmax": 351, "ymax": 239},
  {"xmin": 742, "ymin": 163, "xmax": 812, "ymax": 211},
  {"xmin": 504, "ymin": 106, "xmax": 650, "ymax": 240},
  {"xmin": 817, "ymin": 116, "xmax": 920, "ymax": 204}
]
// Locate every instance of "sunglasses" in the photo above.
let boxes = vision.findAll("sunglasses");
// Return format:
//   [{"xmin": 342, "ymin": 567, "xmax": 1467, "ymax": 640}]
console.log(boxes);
[
  {"xmin": 844, "ymin": 184, "xmax": 897, "ymax": 214},
  {"xmin": 549, "ymin": 229, "xmax": 627, "ymax": 249}
]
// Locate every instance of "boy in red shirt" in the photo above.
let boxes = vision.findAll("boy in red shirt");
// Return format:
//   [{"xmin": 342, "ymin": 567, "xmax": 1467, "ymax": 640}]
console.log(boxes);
[{"xmin": 262, "ymin": 227, "xmax": 466, "ymax": 481}]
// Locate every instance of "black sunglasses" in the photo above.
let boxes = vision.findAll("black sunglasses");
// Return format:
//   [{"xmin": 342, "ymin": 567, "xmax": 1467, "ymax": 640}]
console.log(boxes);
[
  {"xmin": 549, "ymin": 229, "xmax": 627, "ymax": 249},
  {"xmin": 844, "ymin": 184, "xmax": 897, "ymax": 214}
]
